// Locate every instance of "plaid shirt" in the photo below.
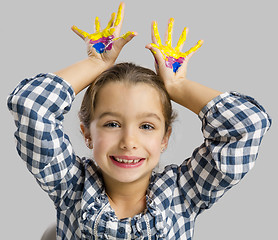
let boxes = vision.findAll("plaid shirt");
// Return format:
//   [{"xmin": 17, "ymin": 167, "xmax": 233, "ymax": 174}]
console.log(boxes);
[{"xmin": 7, "ymin": 73, "xmax": 271, "ymax": 240}]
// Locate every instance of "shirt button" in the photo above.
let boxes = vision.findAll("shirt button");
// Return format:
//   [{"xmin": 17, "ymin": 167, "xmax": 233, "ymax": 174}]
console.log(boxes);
[{"xmin": 118, "ymin": 227, "xmax": 125, "ymax": 235}]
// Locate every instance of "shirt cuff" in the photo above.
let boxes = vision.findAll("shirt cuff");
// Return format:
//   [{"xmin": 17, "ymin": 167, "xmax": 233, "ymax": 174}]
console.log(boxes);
[{"xmin": 198, "ymin": 92, "xmax": 229, "ymax": 120}]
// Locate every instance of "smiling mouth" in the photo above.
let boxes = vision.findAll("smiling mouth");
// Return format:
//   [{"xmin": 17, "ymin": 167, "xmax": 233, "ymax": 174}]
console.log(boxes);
[{"xmin": 111, "ymin": 156, "xmax": 143, "ymax": 164}]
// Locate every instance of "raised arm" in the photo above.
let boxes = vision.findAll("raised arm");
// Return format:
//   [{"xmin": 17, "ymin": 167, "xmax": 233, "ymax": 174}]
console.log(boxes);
[
  {"xmin": 55, "ymin": 2, "xmax": 136, "ymax": 95},
  {"xmin": 145, "ymin": 18, "xmax": 222, "ymax": 114},
  {"xmin": 7, "ymin": 2, "xmax": 136, "ymax": 207},
  {"xmin": 146, "ymin": 19, "xmax": 272, "ymax": 215}
]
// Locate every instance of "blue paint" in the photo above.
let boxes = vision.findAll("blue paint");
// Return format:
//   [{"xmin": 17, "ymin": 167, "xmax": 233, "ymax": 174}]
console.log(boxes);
[
  {"xmin": 93, "ymin": 42, "xmax": 106, "ymax": 54},
  {"xmin": 172, "ymin": 62, "xmax": 181, "ymax": 73}
]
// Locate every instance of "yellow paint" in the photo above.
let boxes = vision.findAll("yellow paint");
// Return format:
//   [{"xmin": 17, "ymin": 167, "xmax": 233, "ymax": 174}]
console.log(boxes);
[
  {"xmin": 72, "ymin": 25, "xmax": 115, "ymax": 41},
  {"xmin": 107, "ymin": 12, "xmax": 116, "ymax": 28},
  {"xmin": 114, "ymin": 3, "xmax": 123, "ymax": 26},
  {"xmin": 175, "ymin": 27, "xmax": 187, "ymax": 51},
  {"xmin": 119, "ymin": 32, "xmax": 135, "ymax": 40},
  {"xmin": 151, "ymin": 49, "xmax": 157, "ymax": 55},
  {"xmin": 110, "ymin": 32, "xmax": 135, "ymax": 44},
  {"xmin": 186, "ymin": 40, "xmax": 204, "ymax": 55},
  {"xmin": 165, "ymin": 18, "xmax": 174, "ymax": 47},
  {"xmin": 72, "ymin": 3, "xmax": 128, "ymax": 43},
  {"xmin": 153, "ymin": 21, "xmax": 162, "ymax": 46},
  {"xmin": 151, "ymin": 19, "xmax": 203, "ymax": 60},
  {"xmin": 95, "ymin": 17, "xmax": 100, "ymax": 32}
]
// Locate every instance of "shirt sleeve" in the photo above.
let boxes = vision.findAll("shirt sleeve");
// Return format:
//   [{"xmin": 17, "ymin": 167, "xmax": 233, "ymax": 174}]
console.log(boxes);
[
  {"xmin": 7, "ymin": 73, "xmax": 84, "ymax": 208},
  {"xmin": 178, "ymin": 92, "xmax": 272, "ymax": 214}
]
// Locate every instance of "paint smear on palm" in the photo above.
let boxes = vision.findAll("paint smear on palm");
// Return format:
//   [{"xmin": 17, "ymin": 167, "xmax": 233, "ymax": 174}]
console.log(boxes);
[
  {"xmin": 152, "ymin": 19, "xmax": 203, "ymax": 73},
  {"xmin": 72, "ymin": 3, "xmax": 133, "ymax": 53}
]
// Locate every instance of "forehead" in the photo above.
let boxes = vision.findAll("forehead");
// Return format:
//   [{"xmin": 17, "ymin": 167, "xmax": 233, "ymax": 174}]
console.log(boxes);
[{"xmin": 94, "ymin": 82, "xmax": 164, "ymax": 118}]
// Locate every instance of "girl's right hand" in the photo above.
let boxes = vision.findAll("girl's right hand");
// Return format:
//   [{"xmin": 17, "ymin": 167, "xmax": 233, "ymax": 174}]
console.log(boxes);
[{"xmin": 71, "ymin": 2, "xmax": 136, "ymax": 66}]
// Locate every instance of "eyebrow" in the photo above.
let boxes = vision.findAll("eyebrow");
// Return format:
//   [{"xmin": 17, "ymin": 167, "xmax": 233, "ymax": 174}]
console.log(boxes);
[{"xmin": 98, "ymin": 111, "xmax": 162, "ymax": 122}]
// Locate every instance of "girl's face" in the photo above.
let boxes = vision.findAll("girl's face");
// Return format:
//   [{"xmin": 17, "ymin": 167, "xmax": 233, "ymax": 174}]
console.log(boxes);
[{"xmin": 88, "ymin": 81, "xmax": 170, "ymax": 184}]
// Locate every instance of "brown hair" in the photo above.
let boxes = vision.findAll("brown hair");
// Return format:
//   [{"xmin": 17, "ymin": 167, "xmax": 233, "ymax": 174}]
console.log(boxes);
[{"xmin": 79, "ymin": 62, "xmax": 177, "ymax": 134}]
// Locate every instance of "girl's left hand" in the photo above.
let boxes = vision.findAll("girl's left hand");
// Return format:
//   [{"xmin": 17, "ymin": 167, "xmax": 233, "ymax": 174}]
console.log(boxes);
[
  {"xmin": 72, "ymin": 2, "xmax": 136, "ymax": 66},
  {"xmin": 145, "ymin": 18, "xmax": 203, "ymax": 91}
]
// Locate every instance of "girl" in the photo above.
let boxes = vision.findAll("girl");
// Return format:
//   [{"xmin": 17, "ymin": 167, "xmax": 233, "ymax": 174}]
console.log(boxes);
[{"xmin": 7, "ymin": 2, "xmax": 271, "ymax": 240}]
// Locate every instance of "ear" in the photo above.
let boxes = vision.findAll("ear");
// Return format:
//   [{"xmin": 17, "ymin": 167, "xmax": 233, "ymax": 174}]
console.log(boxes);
[
  {"xmin": 80, "ymin": 123, "xmax": 93, "ymax": 149},
  {"xmin": 161, "ymin": 127, "xmax": 172, "ymax": 152}
]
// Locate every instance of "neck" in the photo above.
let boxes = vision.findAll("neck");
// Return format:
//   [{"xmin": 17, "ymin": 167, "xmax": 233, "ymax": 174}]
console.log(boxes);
[
  {"xmin": 103, "ymin": 173, "xmax": 150, "ymax": 202},
  {"xmin": 101, "ymin": 172, "xmax": 151, "ymax": 219}
]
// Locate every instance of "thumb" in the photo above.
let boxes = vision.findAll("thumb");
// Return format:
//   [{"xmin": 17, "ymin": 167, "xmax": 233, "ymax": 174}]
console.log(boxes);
[
  {"xmin": 114, "ymin": 31, "xmax": 137, "ymax": 50},
  {"xmin": 145, "ymin": 43, "xmax": 165, "ymax": 70},
  {"xmin": 71, "ymin": 25, "xmax": 88, "ymax": 41},
  {"xmin": 174, "ymin": 39, "xmax": 204, "ymax": 76}
]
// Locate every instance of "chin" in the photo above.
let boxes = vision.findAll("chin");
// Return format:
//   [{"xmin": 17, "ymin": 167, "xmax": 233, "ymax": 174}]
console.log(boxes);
[{"xmin": 113, "ymin": 171, "xmax": 152, "ymax": 184}]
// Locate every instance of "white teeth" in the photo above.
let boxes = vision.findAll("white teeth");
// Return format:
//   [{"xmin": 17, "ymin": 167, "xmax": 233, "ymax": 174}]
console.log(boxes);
[{"xmin": 114, "ymin": 157, "xmax": 141, "ymax": 164}]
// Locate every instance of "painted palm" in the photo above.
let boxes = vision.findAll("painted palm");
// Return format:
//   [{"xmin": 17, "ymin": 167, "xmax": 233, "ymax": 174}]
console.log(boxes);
[
  {"xmin": 72, "ymin": 4, "xmax": 132, "ymax": 54},
  {"xmin": 151, "ymin": 18, "xmax": 203, "ymax": 73}
]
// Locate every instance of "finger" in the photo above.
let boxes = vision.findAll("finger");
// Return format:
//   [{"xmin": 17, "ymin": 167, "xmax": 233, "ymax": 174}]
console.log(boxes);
[
  {"xmin": 113, "ymin": 2, "xmax": 125, "ymax": 36},
  {"xmin": 174, "ymin": 40, "xmax": 204, "ymax": 76},
  {"xmin": 152, "ymin": 21, "xmax": 162, "ymax": 46},
  {"xmin": 105, "ymin": 12, "xmax": 116, "ymax": 30},
  {"xmin": 95, "ymin": 17, "xmax": 101, "ymax": 32},
  {"xmin": 120, "ymin": 31, "xmax": 137, "ymax": 40},
  {"xmin": 71, "ymin": 25, "xmax": 89, "ymax": 40},
  {"xmin": 185, "ymin": 39, "xmax": 204, "ymax": 57},
  {"xmin": 145, "ymin": 43, "xmax": 165, "ymax": 69},
  {"xmin": 175, "ymin": 27, "xmax": 188, "ymax": 51},
  {"xmin": 114, "ymin": 2, "xmax": 124, "ymax": 27},
  {"xmin": 112, "ymin": 31, "xmax": 137, "ymax": 41},
  {"xmin": 165, "ymin": 18, "xmax": 174, "ymax": 47},
  {"xmin": 113, "ymin": 31, "xmax": 137, "ymax": 51}
]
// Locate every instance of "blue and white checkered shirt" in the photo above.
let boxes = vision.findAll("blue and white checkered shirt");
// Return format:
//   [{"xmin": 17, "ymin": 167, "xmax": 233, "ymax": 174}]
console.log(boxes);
[{"xmin": 7, "ymin": 73, "xmax": 271, "ymax": 240}]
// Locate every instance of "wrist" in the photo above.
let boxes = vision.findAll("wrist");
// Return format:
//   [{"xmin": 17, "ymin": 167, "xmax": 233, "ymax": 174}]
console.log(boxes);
[
  {"xmin": 165, "ymin": 78, "xmax": 222, "ymax": 114},
  {"xmin": 86, "ymin": 57, "xmax": 113, "ymax": 71},
  {"xmin": 165, "ymin": 77, "xmax": 190, "ymax": 99},
  {"xmin": 55, "ymin": 58, "xmax": 113, "ymax": 95}
]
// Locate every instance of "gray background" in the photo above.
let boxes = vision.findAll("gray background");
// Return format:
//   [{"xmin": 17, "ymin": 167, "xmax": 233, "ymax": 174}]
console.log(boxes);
[{"xmin": 1, "ymin": 0, "xmax": 277, "ymax": 239}]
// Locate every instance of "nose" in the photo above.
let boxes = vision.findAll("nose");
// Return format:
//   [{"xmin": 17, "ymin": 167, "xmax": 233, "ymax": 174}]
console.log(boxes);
[{"xmin": 119, "ymin": 127, "xmax": 138, "ymax": 151}]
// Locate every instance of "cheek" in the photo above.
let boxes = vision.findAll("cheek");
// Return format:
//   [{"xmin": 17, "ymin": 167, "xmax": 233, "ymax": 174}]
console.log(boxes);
[
  {"xmin": 90, "ymin": 128, "xmax": 111, "ymax": 158},
  {"xmin": 92, "ymin": 133, "xmax": 113, "ymax": 153},
  {"xmin": 146, "ymin": 136, "xmax": 163, "ymax": 157},
  {"xmin": 91, "ymin": 135, "xmax": 114, "ymax": 167}
]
